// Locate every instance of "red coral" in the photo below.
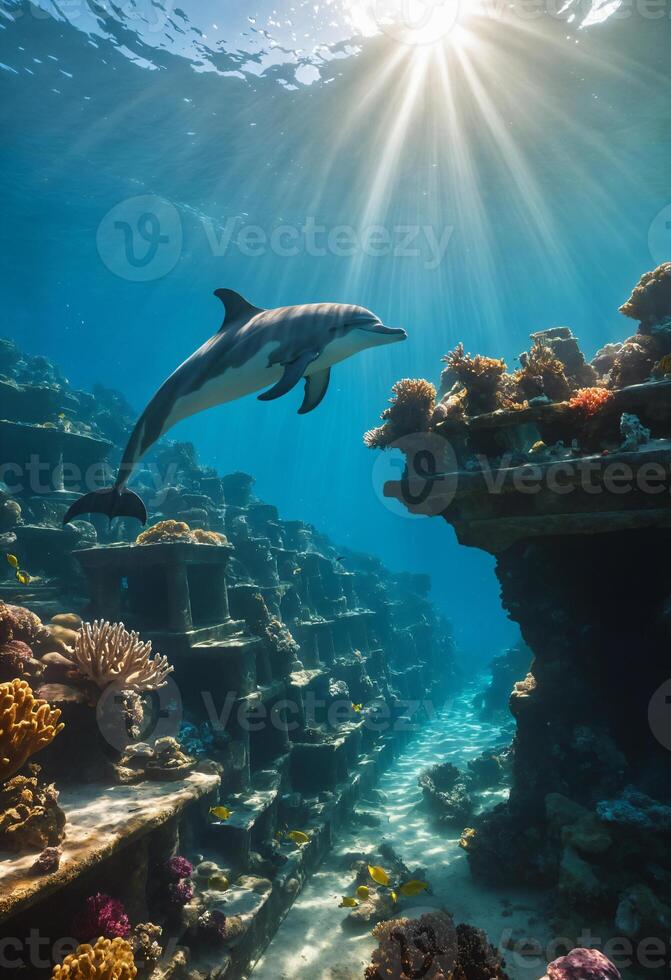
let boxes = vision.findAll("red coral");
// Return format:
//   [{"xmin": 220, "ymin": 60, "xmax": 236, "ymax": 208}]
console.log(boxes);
[
  {"xmin": 568, "ymin": 387, "xmax": 614, "ymax": 418},
  {"xmin": 72, "ymin": 893, "xmax": 131, "ymax": 941}
]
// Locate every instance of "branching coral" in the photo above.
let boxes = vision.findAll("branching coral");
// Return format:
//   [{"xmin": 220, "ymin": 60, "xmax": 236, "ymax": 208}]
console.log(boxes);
[
  {"xmin": 364, "ymin": 379, "xmax": 436, "ymax": 449},
  {"xmin": 568, "ymin": 387, "xmax": 614, "ymax": 418},
  {"xmin": 515, "ymin": 339, "xmax": 571, "ymax": 402},
  {"xmin": 136, "ymin": 520, "xmax": 227, "ymax": 546},
  {"xmin": 51, "ymin": 937, "xmax": 137, "ymax": 979},
  {"xmin": 619, "ymin": 262, "xmax": 671, "ymax": 326},
  {"xmin": 0, "ymin": 679, "xmax": 64, "ymax": 782},
  {"xmin": 62, "ymin": 621, "xmax": 173, "ymax": 694},
  {"xmin": 441, "ymin": 344, "xmax": 508, "ymax": 416}
]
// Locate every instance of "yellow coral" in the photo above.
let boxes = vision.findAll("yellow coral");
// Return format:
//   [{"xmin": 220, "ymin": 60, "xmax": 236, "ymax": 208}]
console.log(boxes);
[
  {"xmin": 136, "ymin": 521, "xmax": 227, "ymax": 546},
  {"xmin": 0, "ymin": 680, "xmax": 64, "ymax": 783},
  {"xmin": 364, "ymin": 378, "xmax": 436, "ymax": 449},
  {"xmin": 52, "ymin": 937, "xmax": 137, "ymax": 979}
]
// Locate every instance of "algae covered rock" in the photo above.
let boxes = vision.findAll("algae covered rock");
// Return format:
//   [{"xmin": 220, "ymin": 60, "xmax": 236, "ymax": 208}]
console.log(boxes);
[
  {"xmin": 541, "ymin": 947, "xmax": 621, "ymax": 980},
  {"xmin": 418, "ymin": 761, "xmax": 472, "ymax": 823}
]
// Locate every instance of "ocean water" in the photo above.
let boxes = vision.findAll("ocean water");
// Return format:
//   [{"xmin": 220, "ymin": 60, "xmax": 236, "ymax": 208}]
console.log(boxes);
[
  {"xmin": 1, "ymin": 9, "xmax": 670, "ymax": 975},
  {"xmin": 4, "ymin": 1, "xmax": 669, "ymax": 659}
]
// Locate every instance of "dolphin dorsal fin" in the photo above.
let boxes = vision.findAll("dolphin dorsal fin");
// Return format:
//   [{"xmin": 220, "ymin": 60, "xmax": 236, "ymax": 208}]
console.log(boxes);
[{"xmin": 214, "ymin": 289, "xmax": 264, "ymax": 330}]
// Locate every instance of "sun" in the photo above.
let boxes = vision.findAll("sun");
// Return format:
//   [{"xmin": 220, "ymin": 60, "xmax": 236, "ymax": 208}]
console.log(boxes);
[{"xmin": 346, "ymin": 0, "xmax": 478, "ymax": 49}]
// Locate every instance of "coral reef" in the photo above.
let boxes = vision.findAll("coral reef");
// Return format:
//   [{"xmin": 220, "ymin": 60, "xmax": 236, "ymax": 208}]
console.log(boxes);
[
  {"xmin": 129, "ymin": 922, "xmax": 162, "ymax": 968},
  {"xmin": 365, "ymin": 910, "xmax": 508, "ymax": 979},
  {"xmin": 364, "ymin": 378, "xmax": 436, "ymax": 448},
  {"xmin": 442, "ymin": 343, "xmax": 507, "ymax": 415},
  {"xmin": 541, "ymin": 948, "xmax": 621, "ymax": 980},
  {"xmin": 51, "ymin": 937, "xmax": 137, "ymax": 979},
  {"xmin": 418, "ymin": 761, "xmax": 472, "ymax": 823},
  {"xmin": 474, "ymin": 642, "xmax": 531, "ymax": 719},
  {"xmin": 61, "ymin": 620, "xmax": 173, "ymax": 694},
  {"xmin": 72, "ymin": 893, "xmax": 131, "ymax": 942},
  {"xmin": 516, "ymin": 338, "xmax": 571, "ymax": 402},
  {"xmin": 0, "ymin": 766, "xmax": 66, "ymax": 851},
  {"xmin": 136, "ymin": 520, "xmax": 228, "ymax": 546},
  {"xmin": 619, "ymin": 261, "xmax": 671, "ymax": 326},
  {"xmin": 0, "ymin": 678, "xmax": 64, "ymax": 781}
]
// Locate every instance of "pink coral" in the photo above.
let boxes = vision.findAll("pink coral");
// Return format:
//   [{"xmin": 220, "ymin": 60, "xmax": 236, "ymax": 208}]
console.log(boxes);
[
  {"xmin": 166, "ymin": 855, "xmax": 193, "ymax": 881},
  {"xmin": 543, "ymin": 948, "xmax": 621, "ymax": 980},
  {"xmin": 72, "ymin": 893, "xmax": 131, "ymax": 941},
  {"xmin": 167, "ymin": 878, "xmax": 194, "ymax": 908}
]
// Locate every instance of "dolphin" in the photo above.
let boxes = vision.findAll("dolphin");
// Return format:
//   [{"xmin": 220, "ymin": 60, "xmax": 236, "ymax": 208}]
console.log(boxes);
[{"xmin": 64, "ymin": 289, "xmax": 407, "ymax": 525}]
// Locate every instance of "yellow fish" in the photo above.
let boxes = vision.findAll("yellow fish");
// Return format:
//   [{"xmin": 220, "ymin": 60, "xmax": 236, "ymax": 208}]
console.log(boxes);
[
  {"xmin": 208, "ymin": 874, "xmax": 230, "ymax": 891},
  {"xmin": 6, "ymin": 554, "xmax": 19, "ymax": 569},
  {"xmin": 356, "ymin": 885, "xmax": 370, "ymax": 900},
  {"xmin": 368, "ymin": 865, "xmax": 390, "ymax": 887},
  {"xmin": 459, "ymin": 828, "xmax": 477, "ymax": 851},
  {"xmin": 352, "ymin": 703, "xmax": 363, "ymax": 713},
  {"xmin": 285, "ymin": 830, "xmax": 310, "ymax": 846},
  {"xmin": 339, "ymin": 897, "xmax": 358, "ymax": 908},
  {"xmin": 209, "ymin": 806, "xmax": 233, "ymax": 821},
  {"xmin": 399, "ymin": 880, "xmax": 429, "ymax": 897},
  {"xmin": 16, "ymin": 570, "xmax": 31, "ymax": 586},
  {"xmin": 391, "ymin": 890, "xmax": 398, "ymax": 904},
  {"xmin": 656, "ymin": 355, "xmax": 671, "ymax": 376}
]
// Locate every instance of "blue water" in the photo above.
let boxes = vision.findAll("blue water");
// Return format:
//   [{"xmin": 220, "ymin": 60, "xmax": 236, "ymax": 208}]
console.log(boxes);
[{"xmin": 1, "ymin": 1, "xmax": 670, "ymax": 657}]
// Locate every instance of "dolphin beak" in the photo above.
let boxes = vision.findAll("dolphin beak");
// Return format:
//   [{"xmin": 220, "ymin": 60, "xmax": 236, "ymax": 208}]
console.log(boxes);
[{"xmin": 363, "ymin": 323, "xmax": 407, "ymax": 340}]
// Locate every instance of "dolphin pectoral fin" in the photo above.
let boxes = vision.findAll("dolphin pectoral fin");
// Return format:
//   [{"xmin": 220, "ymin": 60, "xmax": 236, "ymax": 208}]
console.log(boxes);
[
  {"xmin": 298, "ymin": 368, "xmax": 331, "ymax": 414},
  {"xmin": 257, "ymin": 350, "xmax": 321, "ymax": 402},
  {"xmin": 214, "ymin": 289, "xmax": 264, "ymax": 330}
]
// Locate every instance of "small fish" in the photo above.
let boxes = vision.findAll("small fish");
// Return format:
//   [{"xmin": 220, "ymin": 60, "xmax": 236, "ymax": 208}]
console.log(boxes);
[
  {"xmin": 390, "ymin": 890, "xmax": 398, "ymax": 904},
  {"xmin": 6, "ymin": 554, "xmax": 19, "ymax": 569},
  {"xmin": 656, "ymin": 354, "xmax": 671, "ymax": 376},
  {"xmin": 293, "ymin": 567, "xmax": 302, "ymax": 575},
  {"xmin": 459, "ymin": 827, "xmax": 477, "ymax": 851},
  {"xmin": 399, "ymin": 879, "xmax": 429, "ymax": 897},
  {"xmin": 285, "ymin": 830, "xmax": 310, "ymax": 846},
  {"xmin": 339, "ymin": 896, "xmax": 358, "ymax": 908},
  {"xmin": 16, "ymin": 570, "xmax": 31, "ymax": 586},
  {"xmin": 352, "ymin": 703, "xmax": 363, "ymax": 713},
  {"xmin": 368, "ymin": 865, "xmax": 390, "ymax": 887},
  {"xmin": 356, "ymin": 885, "xmax": 369, "ymax": 900},
  {"xmin": 209, "ymin": 806, "xmax": 233, "ymax": 821},
  {"xmin": 58, "ymin": 412, "xmax": 66, "ymax": 419},
  {"xmin": 208, "ymin": 874, "xmax": 230, "ymax": 891}
]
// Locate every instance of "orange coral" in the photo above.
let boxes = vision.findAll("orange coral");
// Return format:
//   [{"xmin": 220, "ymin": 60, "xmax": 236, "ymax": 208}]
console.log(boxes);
[
  {"xmin": 364, "ymin": 378, "xmax": 436, "ymax": 449},
  {"xmin": 0, "ymin": 679, "xmax": 64, "ymax": 782},
  {"xmin": 51, "ymin": 937, "xmax": 137, "ymax": 979},
  {"xmin": 568, "ymin": 387, "xmax": 614, "ymax": 417}
]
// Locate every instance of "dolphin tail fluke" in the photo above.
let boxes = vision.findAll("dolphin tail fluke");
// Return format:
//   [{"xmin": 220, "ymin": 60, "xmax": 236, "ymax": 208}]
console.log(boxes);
[{"xmin": 63, "ymin": 487, "xmax": 148, "ymax": 526}]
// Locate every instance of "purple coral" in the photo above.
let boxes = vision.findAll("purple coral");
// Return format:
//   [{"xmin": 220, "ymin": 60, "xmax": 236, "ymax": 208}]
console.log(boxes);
[
  {"xmin": 166, "ymin": 855, "xmax": 193, "ymax": 881},
  {"xmin": 544, "ymin": 948, "xmax": 621, "ymax": 980},
  {"xmin": 72, "ymin": 893, "xmax": 131, "ymax": 941},
  {"xmin": 167, "ymin": 878, "xmax": 194, "ymax": 908}
]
